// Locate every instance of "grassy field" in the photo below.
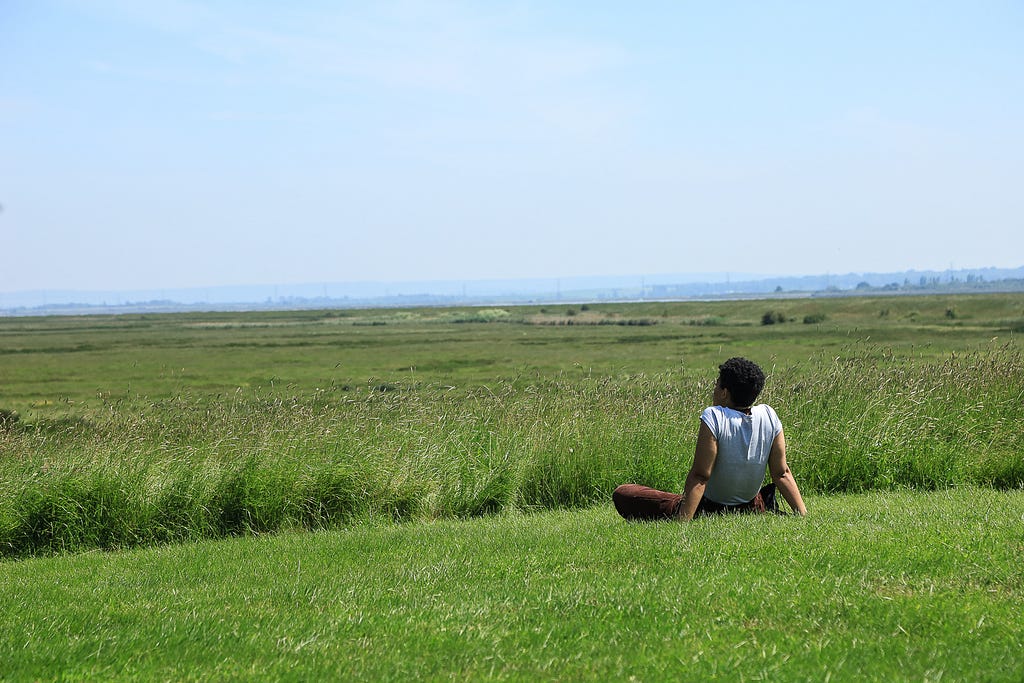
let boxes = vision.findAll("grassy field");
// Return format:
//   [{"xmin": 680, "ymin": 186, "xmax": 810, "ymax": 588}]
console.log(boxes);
[
  {"xmin": 2, "ymin": 293, "xmax": 1023, "ymax": 679},
  {"xmin": 1, "ymin": 293, "xmax": 1023, "ymax": 558},
  {"xmin": 1, "ymin": 489, "xmax": 1022, "ymax": 681},
  {"xmin": 3, "ymin": 292, "xmax": 1022, "ymax": 416}
]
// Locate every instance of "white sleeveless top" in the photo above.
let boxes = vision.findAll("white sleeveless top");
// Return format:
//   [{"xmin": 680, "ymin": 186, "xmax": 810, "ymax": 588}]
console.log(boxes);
[{"xmin": 700, "ymin": 404, "xmax": 782, "ymax": 505}]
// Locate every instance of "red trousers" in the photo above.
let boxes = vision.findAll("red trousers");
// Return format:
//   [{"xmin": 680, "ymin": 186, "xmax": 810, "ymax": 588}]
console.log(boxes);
[{"xmin": 613, "ymin": 483, "xmax": 776, "ymax": 520}]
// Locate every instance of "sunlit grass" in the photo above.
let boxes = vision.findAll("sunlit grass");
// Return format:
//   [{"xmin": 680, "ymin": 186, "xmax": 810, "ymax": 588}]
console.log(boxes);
[
  {"xmin": 1, "ymin": 342, "xmax": 1021, "ymax": 556},
  {"xmin": 3, "ymin": 294, "xmax": 1021, "ymax": 418},
  {"xmin": 2, "ymin": 297, "xmax": 1023, "ymax": 678},
  {"xmin": 1, "ymin": 489, "xmax": 1021, "ymax": 681}
]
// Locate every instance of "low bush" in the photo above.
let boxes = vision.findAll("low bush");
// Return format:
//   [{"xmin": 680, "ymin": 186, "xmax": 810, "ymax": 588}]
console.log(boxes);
[{"xmin": 685, "ymin": 316, "xmax": 725, "ymax": 326}]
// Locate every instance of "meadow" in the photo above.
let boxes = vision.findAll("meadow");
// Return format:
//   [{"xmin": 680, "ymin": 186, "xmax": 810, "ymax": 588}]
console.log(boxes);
[{"xmin": 1, "ymin": 293, "xmax": 1023, "ymax": 680}]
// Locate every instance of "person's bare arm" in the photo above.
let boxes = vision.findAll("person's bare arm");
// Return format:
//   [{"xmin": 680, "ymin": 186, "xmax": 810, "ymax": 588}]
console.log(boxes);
[
  {"xmin": 677, "ymin": 421, "xmax": 718, "ymax": 521},
  {"xmin": 768, "ymin": 430, "xmax": 807, "ymax": 516}
]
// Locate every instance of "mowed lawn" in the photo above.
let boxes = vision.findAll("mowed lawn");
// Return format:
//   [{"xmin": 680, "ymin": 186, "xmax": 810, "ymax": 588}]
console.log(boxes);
[{"xmin": 2, "ymin": 488, "xmax": 1022, "ymax": 681}]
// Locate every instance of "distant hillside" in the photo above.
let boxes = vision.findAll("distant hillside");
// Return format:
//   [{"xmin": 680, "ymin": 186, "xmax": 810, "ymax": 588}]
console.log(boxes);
[{"xmin": 2, "ymin": 266, "xmax": 1023, "ymax": 316}]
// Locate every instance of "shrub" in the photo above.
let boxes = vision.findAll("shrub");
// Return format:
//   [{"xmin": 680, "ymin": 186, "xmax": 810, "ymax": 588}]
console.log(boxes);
[
  {"xmin": 686, "ymin": 316, "xmax": 724, "ymax": 326},
  {"xmin": 761, "ymin": 311, "xmax": 787, "ymax": 325},
  {"xmin": 597, "ymin": 319, "xmax": 657, "ymax": 326},
  {"xmin": 803, "ymin": 313, "xmax": 827, "ymax": 324}
]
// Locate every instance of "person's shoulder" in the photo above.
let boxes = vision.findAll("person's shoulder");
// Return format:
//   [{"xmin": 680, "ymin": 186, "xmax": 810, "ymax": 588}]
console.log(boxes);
[
  {"xmin": 700, "ymin": 405, "xmax": 725, "ymax": 427},
  {"xmin": 754, "ymin": 404, "xmax": 782, "ymax": 426},
  {"xmin": 701, "ymin": 405, "xmax": 725, "ymax": 419}
]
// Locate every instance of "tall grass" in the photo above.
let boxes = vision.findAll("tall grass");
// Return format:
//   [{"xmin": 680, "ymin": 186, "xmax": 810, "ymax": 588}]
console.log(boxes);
[
  {"xmin": 2, "ymin": 343, "xmax": 1022, "ymax": 556},
  {"xmin": 773, "ymin": 343, "xmax": 1024, "ymax": 491}
]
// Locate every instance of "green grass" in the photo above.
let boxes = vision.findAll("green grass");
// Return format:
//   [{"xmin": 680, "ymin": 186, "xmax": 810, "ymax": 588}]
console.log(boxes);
[
  {"xmin": 1, "ymin": 344, "xmax": 1021, "ymax": 557},
  {"xmin": 1, "ymin": 295, "xmax": 1023, "ymax": 556},
  {"xmin": 3, "ymin": 293, "xmax": 1022, "ymax": 419},
  {"xmin": 2, "ymin": 296, "xmax": 1023, "ymax": 678},
  {"xmin": 1, "ymin": 489, "xmax": 1021, "ymax": 681}
]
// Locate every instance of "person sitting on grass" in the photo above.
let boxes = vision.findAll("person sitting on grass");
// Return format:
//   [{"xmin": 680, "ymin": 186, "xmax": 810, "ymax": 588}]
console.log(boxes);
[{"xmin": 613, "ymin": 357, "xmax": 807, "ymax": 521}]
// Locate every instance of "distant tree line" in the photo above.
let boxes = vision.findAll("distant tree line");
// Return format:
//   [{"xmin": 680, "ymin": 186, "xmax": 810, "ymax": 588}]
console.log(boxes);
[{"xmin": 852, "ymin": 275, "xmax": 1024, "ymax": 293}]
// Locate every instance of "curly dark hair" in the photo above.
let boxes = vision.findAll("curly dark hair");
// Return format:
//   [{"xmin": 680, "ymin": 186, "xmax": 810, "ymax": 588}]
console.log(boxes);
[{"xmin": 717, "ymin": 357, "xmax": 766, "ymax": 407}]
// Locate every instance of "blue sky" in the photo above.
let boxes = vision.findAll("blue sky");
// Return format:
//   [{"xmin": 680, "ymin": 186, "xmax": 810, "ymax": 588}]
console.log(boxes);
[{"xmin": 2, "ymin": 1, "xmax": 1022, "ymax": 292}]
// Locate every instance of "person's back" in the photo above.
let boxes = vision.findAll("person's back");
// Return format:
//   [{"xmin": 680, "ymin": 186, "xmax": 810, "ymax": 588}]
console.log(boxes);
[{"xmin": 701, "ymin": 403, "xmax": 782, "ymax": 505}]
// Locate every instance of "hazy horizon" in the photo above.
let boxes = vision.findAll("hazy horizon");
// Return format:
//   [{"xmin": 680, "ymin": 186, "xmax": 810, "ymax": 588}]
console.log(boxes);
[
  {"xmin": 4, "ymin": 264, "xmax": 1022, "ymax": 310},
  {"xmin": 3, "ymin": 2, "xmax": 1022, "ymax": 293}
]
